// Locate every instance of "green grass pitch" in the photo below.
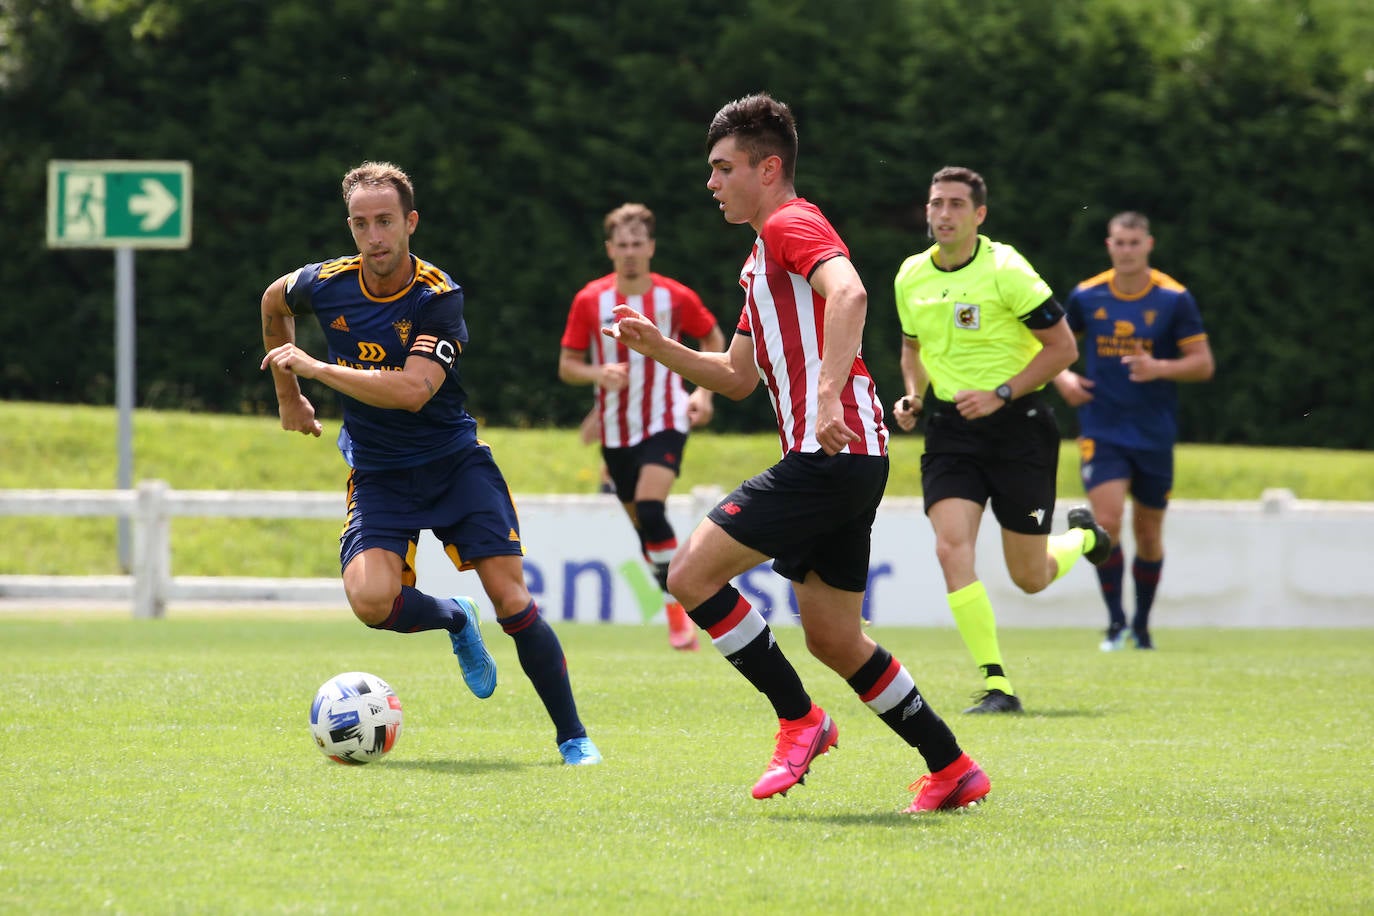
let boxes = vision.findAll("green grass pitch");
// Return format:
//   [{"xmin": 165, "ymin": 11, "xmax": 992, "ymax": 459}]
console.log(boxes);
[{"xmin": 2, "ymin": 615, "xmax": 1369, "ymax": 914}]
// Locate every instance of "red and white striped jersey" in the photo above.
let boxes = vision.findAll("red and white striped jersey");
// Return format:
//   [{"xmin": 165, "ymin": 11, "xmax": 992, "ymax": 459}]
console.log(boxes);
[
  {"xmin": 735, "ymin": 199, "xmax": 888, "ymax": 457},
  {"xmin": 561, "ymin": 272, "xmax": 717, "ymax": 448}
]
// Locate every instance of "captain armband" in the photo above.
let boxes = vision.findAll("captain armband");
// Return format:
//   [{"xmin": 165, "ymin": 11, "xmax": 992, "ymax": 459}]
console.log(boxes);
[
  {"xmin": 410, "ymin": 333, "xmax": 459, "ymax": 369},
  {"xmin": 1020, "ymin": 297, "xmax": 1065, "ymax": 330}
]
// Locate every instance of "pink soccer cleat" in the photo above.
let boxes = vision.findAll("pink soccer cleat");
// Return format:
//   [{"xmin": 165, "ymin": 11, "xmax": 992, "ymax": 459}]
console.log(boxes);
[
  {"xmin": 751, "ymin": 704, "xmax": 838, "ymax": 799},
  {"xmin": 665, "ymin": 601, "xmax": 699, "ymax": 651},
  {"xmin": 906, "ymin": 753, "xmax": 991, "ymax": 813}
]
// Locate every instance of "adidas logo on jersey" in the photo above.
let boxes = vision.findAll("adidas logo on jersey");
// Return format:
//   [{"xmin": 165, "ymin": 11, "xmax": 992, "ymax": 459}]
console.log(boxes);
[
  {"xmin": 330, "ymin": 315, "xmax": 350, "ymax": 331},
  {"xmin": 507, "ymin": 528, "xmax": 520, "ymax": 542}
]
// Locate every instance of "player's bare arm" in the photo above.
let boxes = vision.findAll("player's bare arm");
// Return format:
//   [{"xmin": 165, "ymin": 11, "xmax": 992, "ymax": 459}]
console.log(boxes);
[
  {"xmin": 687, "ymin": 385, "xmax": 715, "ymax": 427},
  {"xmin": 261, "ymin": 344, "xmax": 447, "ymax": 413},
  {"xmin": 261, "ymin": 275, "xmax": 323, "ymax": 437},
  {"xmin": 1051, "ymin": 330, "xmax": 1097, "ymax": 406},
  {"xmin": 558, "ymin": 347, "xmax": 629, "ymax": 391},
  {"xmin": 685, "ymin": 324, "xmax": 727, "ymax": 427},
  {"xmin": 893, "ymin": 336, "xmax": 929, "ymax": 432},
  {"xmin": 1053, "ymin": 369, "xmax": 1096, "ymax": 406},
  {"xmin": 954, "ymin": 317, "xmax": 1077, "ymax": 420},
  {"xmin": 809, "ymin": 256, "xmax": 865, "ymax": 454},
  {"xmin": 1122, "ymin": 338, "xmax": 1215, "ymax": 384},
  {"xmin": 605, "ymin": 306, "xmax": 757, "ymax": 400}
]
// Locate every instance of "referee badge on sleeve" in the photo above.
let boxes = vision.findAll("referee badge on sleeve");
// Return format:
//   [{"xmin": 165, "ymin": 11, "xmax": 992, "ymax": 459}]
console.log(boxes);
[{"xmin": 954, "ymin": 303, "xmax": 981, "ymax": 329}]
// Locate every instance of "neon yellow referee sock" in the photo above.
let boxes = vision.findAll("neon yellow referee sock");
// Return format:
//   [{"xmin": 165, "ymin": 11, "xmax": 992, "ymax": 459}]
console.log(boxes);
[
  {"xmin": 947, "ymin": 580, "xmax": 1013, "ymax": 695},
  {"xmin": 1048, "ymin": 527, "xmax": 1089, "ymax": 582}
]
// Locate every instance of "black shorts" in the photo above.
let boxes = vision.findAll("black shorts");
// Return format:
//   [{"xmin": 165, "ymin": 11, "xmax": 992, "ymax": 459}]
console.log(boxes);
[
  {"xmin": 707, "ymin": 451, "xmax": 889, "ymax": 592},
  {"xmin": 601, "ymin": 429, "xmax": 688, "ymax": 503},
  {"xmin": 920, "ymin": 391, "xmax": 1060, "ymax": 535}
]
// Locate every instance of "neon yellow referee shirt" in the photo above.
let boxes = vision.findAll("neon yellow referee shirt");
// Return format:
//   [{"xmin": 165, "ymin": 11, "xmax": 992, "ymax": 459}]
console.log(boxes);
[{"xmin": 893, "ymin": 235, "xmax": 1053, "ymax": 400}]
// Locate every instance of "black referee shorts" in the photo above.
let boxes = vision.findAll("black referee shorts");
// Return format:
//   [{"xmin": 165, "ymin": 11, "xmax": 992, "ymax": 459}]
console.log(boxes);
[{"xmin": 919, "ymin": 391, "xmax": 1061, "ymax": 535}]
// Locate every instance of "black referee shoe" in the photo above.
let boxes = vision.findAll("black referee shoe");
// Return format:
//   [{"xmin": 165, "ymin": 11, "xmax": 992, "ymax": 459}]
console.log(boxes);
[
  {"xmin": 963, "ymin": 689, "xmax": 1023, "ymax": 714},
  {"xmin": 1067, "ymin": 506, "xmax": 1113, "ymax": 566}
]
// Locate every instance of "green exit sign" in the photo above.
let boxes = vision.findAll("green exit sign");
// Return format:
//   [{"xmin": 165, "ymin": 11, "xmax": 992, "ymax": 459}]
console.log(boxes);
[{"xmin": 47, "ymin": 160, "xmax": 192, "ymax": 249}]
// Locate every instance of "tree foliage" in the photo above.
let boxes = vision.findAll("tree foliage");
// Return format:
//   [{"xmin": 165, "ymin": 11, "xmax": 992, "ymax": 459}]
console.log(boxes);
[{"xmin": 2, "ymin": 0, "xmax": 1371, "ymax": 446}]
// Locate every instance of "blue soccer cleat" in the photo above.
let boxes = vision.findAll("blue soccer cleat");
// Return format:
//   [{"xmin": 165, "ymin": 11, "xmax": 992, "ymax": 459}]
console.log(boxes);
[
  {"xmin": 558, "ymin": 736, "xmax": 603, "ymax": 766},
  {"xmin": 449, "ymin": 597, "xmax": 497, "ymax": 699}
]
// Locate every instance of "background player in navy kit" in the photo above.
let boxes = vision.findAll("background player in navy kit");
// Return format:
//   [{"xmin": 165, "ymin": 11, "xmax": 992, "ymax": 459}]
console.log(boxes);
[
  {"xmin": 1054, "ymin": 211, "xmax": 1214, "ymax": 651},
  {"xmin": 260, "ymin": 161, "xmax": 600, "ymax": 765}
]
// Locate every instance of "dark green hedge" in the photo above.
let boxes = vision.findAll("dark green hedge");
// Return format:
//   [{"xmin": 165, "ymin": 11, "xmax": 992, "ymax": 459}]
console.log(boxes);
[{"xmin": 3, "ymin": 0, "xmax": 1371, "ymax": 446}]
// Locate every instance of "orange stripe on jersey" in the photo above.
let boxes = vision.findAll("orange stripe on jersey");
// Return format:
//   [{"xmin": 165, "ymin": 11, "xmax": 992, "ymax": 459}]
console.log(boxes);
[
  {"xmin": 1178, "ymin": 333, "xmax": 1208, "ymax": 347},
  {"xmin": 319, "ymin": 255, "xmax": 362, "ymax": 280},
  {"xmin": 1078, "ymin": 268, "xmax": 1115, "ymax": 291},
  {"xmin": 414, "ymin": 259, "xmax": 455, "ymax": 293},
  {"xmin": 1150, "ymin": 269, "xmax": 1188, "ymax": 293}
]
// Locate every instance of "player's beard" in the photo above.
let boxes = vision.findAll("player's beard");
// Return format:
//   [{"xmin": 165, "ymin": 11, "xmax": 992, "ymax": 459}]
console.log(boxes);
[{"xmin": 367, "ymin": 248, "xmax": 408, "ymax": 283}]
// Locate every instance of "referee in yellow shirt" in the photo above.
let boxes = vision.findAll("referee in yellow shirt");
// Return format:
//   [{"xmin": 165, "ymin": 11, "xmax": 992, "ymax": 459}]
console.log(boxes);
[{"xmin": 892, "ymin": 166, "xmax": 1111, "ymax": 714}]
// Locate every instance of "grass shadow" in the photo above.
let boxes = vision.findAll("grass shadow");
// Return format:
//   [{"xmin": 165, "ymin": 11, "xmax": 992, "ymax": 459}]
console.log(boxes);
[
  {"xmin": 1017, "ymin": 708, "xmax": 1108, "ymax": 719},
  {"xmin": 380, "ymin": 758, "xmax": 528, "ymax": 775},
  {"xmin": 765, "ymin": 808, "xmax": 987, "ymax": 827}
]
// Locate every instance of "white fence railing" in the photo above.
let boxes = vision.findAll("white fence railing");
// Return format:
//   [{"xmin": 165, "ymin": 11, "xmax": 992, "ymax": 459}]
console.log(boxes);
[
  {"xmin": 3, "ymin": 482, "xmax": 1373, "ymax": 626},
  {"xmin": 0, "ymin": 481, "xmax": 345, "ymax": 617}
]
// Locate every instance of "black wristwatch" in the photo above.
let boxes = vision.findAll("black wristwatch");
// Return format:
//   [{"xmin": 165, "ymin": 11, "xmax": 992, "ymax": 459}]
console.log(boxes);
[{"xmin": 995, "ymin": 383, "xmax": 1014, "ymax": 405}]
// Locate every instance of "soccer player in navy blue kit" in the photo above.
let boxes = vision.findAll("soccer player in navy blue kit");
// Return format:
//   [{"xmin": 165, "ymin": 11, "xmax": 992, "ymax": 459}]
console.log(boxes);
[
  {"xmin": 261, "ymin": 161, "xmax": 600, "ymax": 765},
  {"xmin": 1054, "ymin": 212, "xmax": 1214, "ymax": 651}
]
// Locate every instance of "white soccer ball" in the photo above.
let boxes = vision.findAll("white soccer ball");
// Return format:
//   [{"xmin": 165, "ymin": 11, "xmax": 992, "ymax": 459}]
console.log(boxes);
[{"xmin": 309, "ymin": 671, "xmax": 403, "ymax": 765}]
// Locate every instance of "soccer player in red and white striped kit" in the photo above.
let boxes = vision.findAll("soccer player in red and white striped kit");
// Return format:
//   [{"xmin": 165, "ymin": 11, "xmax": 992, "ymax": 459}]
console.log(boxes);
[
  {"xmin": 606, "ymin": 93, "xmax": 989, "ymax": 812},
  {"xmin": 560, "ymin": 203, "xmax": 726, "ymax": 650}
]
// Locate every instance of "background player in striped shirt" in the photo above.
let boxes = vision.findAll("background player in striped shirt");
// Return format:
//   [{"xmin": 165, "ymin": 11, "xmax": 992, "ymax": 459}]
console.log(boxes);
[
  {"xmin": 892, "ymin": 166, "xmax": 1112, "ymax": 715},
  {"xmin": 1054, "ymin": 212, "xmax": 1214, "ymax": 651},
  {"xmin": 261, "ymin": 161, "xmax": 600, "ymax": 766},
  {"xmin": 608, "ymin": 93, "xmax": 989, "ymax": 813},
  {"xmin": 559, "ymin": 203, "xmax": 725, "ymax": 651}
]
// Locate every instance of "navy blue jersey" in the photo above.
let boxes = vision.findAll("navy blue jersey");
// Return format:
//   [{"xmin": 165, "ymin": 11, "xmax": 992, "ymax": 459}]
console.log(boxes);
[
  {"xmin": 1064, "ymin": 268, "xmax": 1208, "ymax": 450},
  {"xmin": 283, "ymin": 254, "xmax": 477, "ymax": 470}
]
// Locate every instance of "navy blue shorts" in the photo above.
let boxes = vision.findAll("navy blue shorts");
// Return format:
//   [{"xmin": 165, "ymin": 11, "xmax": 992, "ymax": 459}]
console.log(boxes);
[
  {"xmin": 340, "ymin": 443, "xmax": 524, "ymax": 574},
  {"xmin": 601, "ymin": 428, "xmax": 688, "ymax": 503},
  {"xmin": 920, "ymin": 391, "xmax": 1060, "ymax": 535},
  {"xmin": 707, "ymin": 451, "xmax": 889, "ymax": 592},
  {"xmin": 1078, "ymin": 437, "xmax": 1172, "ymax": 509}
]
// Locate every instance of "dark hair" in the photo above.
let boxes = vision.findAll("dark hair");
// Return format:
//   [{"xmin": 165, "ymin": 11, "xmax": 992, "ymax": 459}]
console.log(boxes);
[
  {"xmin": 706, "ymin": 93, "xmax": 798, "ymax": 181},
  {"xmin": 341, "ymin": 161, "xmax": 415, "ymax": 214},
  {"xmin": 603, "ymin": 202, "xmax": 655, "ymax": 240},
  {"xmin": 930, "ymin": 166, "xmax": 987, "ymax": 209},
  {"xmin": 1109, "ymin": 211, "xmax": 1150, "ymax": 233}
]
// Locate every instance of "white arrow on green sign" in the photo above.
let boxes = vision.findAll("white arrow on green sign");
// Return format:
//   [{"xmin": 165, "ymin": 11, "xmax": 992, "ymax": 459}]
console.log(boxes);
[{"xmin": 46, "ymin": 160, "xmax": 193, "ymax": 249}]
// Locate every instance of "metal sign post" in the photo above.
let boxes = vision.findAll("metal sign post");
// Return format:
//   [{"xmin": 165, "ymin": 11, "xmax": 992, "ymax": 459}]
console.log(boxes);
[{"xmin": 47, "ymin": 160, "xmax": 193, "ymax": 572}]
